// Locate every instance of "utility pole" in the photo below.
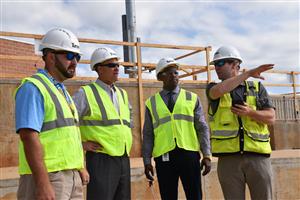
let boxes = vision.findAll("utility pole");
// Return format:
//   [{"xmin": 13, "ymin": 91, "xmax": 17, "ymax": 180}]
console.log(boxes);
[{"xmin": 124, "ymin": 0, "xmax": 137, "ymax": 78}]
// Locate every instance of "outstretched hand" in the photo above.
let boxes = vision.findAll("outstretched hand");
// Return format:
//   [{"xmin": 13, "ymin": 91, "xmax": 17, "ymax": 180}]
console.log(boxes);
[{"xmin": 247, "ymin": 64, "xmax": 274, "ymax": 80}]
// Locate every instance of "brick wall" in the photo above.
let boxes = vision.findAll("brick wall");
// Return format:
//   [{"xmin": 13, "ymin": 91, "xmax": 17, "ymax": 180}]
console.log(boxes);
[{"xmin": 0, "ymin": 38, "xmax": 44, "ymax": 78}]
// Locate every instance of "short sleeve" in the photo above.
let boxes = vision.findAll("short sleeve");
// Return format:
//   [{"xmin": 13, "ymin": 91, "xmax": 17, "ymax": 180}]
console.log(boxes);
[
  {"xmin": 206, "ymin": 82, "xmax": 219, "ymax": 116},
  {"xmin": 257, "ymin": 82, "xmax": 275, "ymax": 110},
  {"xmin": 15, "ymin": 82, "xmax": 44, "ymax": 133}
]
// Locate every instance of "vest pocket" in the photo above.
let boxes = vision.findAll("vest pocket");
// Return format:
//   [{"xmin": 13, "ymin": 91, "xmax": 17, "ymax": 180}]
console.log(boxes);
[
  {"xmin": 219, "ymin": 110, "xmax": 237, "ymax": 126},
  {"xmin": 243, "ymin": 116, "xmax": 269, "ymax": 142}
]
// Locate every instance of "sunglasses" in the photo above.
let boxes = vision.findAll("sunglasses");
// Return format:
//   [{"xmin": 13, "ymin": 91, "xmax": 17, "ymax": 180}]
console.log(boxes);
[
  {"xmin": 53, "ymin": 51, "xmax": 81, "ymax": 62},
  {"xmin": 97, "ymin": 62, "xmax": 120, "ymax": 68},
  {"xmin": 214, "ymin": 60, "xmax": 226, "ymax": 67},
  {"xmin": 161, "ymin": 70, "xmax": 179, "ymax": 76},
  {"xmin": 214, "ymin": 59, "xmax": 236, "ymax": 67}
]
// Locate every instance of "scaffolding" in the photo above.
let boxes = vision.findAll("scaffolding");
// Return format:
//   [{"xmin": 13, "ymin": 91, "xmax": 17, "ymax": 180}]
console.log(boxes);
[{"xmin": 1, "ymin": 31, "xmax": 299, "ymax": 126}]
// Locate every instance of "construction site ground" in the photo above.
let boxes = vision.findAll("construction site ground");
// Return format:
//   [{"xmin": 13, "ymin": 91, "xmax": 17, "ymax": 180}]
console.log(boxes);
[{"xmin": 0, "ymin": 150, "xmax": 299, "ymax": 200}]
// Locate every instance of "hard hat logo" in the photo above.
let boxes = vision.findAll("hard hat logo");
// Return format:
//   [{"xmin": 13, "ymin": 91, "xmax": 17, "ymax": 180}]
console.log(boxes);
[{"xmin": 72, "ymin": 43, "xmax": 80, "ymax": 49}]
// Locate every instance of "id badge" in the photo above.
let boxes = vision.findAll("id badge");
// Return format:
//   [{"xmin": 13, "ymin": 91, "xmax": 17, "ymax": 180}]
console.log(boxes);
[{"xmin": 162, "ymin": 153, "xmax": 169, "ymax": 162}]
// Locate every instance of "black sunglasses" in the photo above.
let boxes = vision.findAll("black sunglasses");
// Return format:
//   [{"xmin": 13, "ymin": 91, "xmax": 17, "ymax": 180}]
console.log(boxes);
[
  {"xmin": 214, "ymin": 59, "xmax": 237, "ymax": 67},
  {"xmin": 97, "ymin": 62, "xmax": 120, "ymax": 68},
  {"xmin": 53, "ymin": 51, "xmax": 81, "ymax": 62}
]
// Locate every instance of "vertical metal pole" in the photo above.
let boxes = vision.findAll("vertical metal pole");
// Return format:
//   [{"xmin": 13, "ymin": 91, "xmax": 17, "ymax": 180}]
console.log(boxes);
[
  {"xmin": 125, "ymin": 0, "xmax": 137, "ymax": 78},
  {"xmin": 122, "ymin": 15, "xmax": 129, "ymax": 63}
]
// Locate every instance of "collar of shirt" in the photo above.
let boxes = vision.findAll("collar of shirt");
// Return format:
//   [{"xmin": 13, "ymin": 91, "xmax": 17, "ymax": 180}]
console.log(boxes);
[
  {"xmin": 95, "ymin": 79, "xmax": 116, "ymax": 93},
  {"xmin": 161, "ymin": 85, "xmax": 180, "ymax": 97},
  {"xmin": 95, "ymin": 79, "xmax": 120, "ymax": 113},
  {"xmin": 37, "ymin": 69, "xmax": 71, "ymax": 103},
  {"xmin": 38, "ymin": 69, "xmax": 66, "ymax": 91}
]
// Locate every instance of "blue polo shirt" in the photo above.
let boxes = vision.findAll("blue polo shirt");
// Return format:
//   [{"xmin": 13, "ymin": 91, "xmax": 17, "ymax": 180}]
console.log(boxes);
[{"xmin": 15, "ymin": 69, "xmax": 70, "ymax": 133}]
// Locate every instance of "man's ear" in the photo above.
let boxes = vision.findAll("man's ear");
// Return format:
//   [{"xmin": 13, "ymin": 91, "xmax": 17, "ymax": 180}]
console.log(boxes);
[
  {"xmin": 232, "ymin": 63, "xmax": 240, "ymax": 71},
  {"xmin": 235, "ymin": 63, "xmax": 241, "ymax": 71},
  {"xmin": 157, "ymin": 73, "xmax": 163, "ymax": 81},
  {"xmin": 95, "ymin": 66, "xmax": 102, "ymax": 76},
  {"xmin": 44, "ymin": 51, "xmax": 55, "ymax": 64}
]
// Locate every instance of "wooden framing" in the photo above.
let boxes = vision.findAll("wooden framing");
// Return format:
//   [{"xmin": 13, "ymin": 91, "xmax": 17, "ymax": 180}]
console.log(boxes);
[
  {"xmin": 174, "ymin": 48, "xmax": 207, "ymax": 60},
  {"xmin": 205, "ymin": 47, "xmax": 211, "ymax": 83},
  {"xmin": 1, "ymin": 30, "xmax": 299, "ymax": 133},
  {"xmin": 135, "ymin": 41, "xmax": 144, "ymax": 137},
  {"xmin": 291, "ymin": 71, "xmax": 299, "ymax": 119}
]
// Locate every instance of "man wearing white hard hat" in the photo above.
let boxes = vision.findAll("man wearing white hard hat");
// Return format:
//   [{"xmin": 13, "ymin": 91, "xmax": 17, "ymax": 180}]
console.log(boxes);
[
  {"xmin": 15, "ymin": 27, "xmax": 85, "ymax": 199},
  {"xmin": 142, "ymin": 58, "xmax": 211, "ymax": 200},
  {"xmin": 207, "ymin": 46, "xmax": 275, "ymax": 199},
  {"xmin": 73, "ymin": 47, "xmax": 133, "ymax": 200}
]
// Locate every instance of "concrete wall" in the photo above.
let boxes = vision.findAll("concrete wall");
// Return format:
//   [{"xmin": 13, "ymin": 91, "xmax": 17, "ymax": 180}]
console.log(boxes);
[
  {"xmin": 1, "ymin": 150, "xmax": 299, "ymax": 200},
  {"xmin": 271, "ymin": 121, "xmax": 300, "ymax": 150}
]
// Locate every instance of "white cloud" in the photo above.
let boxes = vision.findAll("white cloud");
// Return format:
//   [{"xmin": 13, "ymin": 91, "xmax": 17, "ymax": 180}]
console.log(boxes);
[{"xmin": 1, "ymin": 0, "xmax": 299, "ymax": 93}]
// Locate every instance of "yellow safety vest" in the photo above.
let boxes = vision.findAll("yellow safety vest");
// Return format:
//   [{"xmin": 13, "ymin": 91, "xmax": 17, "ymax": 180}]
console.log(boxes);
[
  {"xmin": 79, "ymin": 83, "xmax": 132, "ymax": 156},
  {"xmin": 16, "ymin": 73, "xmax": 84, "ymax": 175},
  {"xmin": 145, "ymin": 89, "xmax": 199, "ymax": 158},
  {"xmin": 209, "ymin": 81, "xmax": 271, "ymax": 155}
]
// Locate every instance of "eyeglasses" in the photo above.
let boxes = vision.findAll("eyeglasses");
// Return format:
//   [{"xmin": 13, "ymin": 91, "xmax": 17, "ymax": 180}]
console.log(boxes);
[
  {"xmin": 161, "ymin": 70, "xmax": 179, "ymax": 76},
  {"xmin": 214, "ymin": 59, "xmax": 236, "ymax": 67},
  {"xmin": 53, "ymin": 51, "xmax": 81, "ymax": 62},
  {"xmin": 97, "ymin": 62, "xmax": 120, "ymax": 68},
  {"xmin": 214, "ymin": 60, "xmax": 226, "ymax": 67}
]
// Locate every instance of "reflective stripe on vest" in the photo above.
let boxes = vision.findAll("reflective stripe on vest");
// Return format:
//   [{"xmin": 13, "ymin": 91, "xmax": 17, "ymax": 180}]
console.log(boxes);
[
  {"xmin": 79, "ymin": 84, "xmax": 130, "ymax": 127},
  {"xmin": 79, "ymin": 83, "xmax": 132, "ymax": 156},
  {"xmin": 149, "ymin": 91, "xmax": 194, "ymax": 129},
  {"xmin": 209, "ymin": 81, "xmax": 271, "ymax": 154},
  {"xmin": 146, "ymin": 89, "xmax": 199, "ymax": 157},
  {"xmin": 32, "ymin": 75, "xmax": 77, "ymax": 131},
  {"xmin": 212, "ymin": 130, "xmax": 238, "ymax": 137},
  {"xmin": 212, "ymin": 129, "xmax": 269, "ymax": 140},
  {"xmin": 17, "ymin": 73, "xmax": 83, "ymax": 174}
]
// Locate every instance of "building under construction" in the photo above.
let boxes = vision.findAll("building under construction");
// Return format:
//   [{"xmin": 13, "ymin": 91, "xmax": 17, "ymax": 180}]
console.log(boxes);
[{"xmin": 0, "ymin": 31, "xmax": 299, "ymax": 199}]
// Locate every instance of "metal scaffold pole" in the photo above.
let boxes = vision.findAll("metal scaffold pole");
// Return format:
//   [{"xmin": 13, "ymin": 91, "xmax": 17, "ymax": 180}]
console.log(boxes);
[{"xmin": 125, "ymin": 0, "xmax": 137, "ymax": 78}]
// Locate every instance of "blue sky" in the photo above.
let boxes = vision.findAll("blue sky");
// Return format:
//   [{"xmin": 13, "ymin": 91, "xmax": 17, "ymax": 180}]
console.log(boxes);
[{"xmin": 1, "ymin": 0, "xmax": 299, "ymax": 94}]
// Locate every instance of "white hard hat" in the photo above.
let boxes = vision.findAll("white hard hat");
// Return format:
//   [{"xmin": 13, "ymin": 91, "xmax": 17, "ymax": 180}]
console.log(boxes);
[
  {"xmin": 39, "ymin": 27, "xmax": 81, "ymax": 54},
  {"xmin": 156, "ymin": 58, "xmax": 180, "ymax": 78},
  {"xmin": 210, "ymin": 46, "xmax": 243, "ymax": 65},
  {"xmin": 90, "ymin": 47, "xmax": 119, "ymax": 71}
]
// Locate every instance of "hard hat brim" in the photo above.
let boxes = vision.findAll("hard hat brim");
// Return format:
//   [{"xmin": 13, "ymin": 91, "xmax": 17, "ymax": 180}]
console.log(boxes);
[{"xmin": 210, "ymin": 57, "xmax": 242, "ymax": 65}]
